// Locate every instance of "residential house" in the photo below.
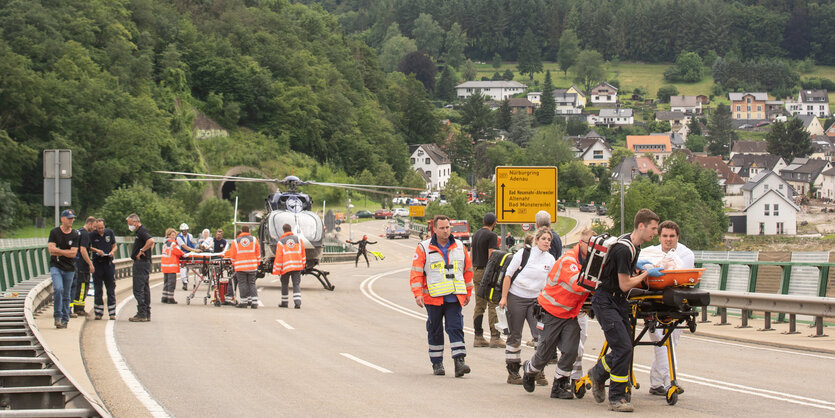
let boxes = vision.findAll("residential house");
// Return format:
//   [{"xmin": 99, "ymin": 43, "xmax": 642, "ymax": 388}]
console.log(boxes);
[
  {"xmin": 743, "ymin": 190, "xmax": 799, "ymax": 235},
  {"xmin": 780, "ymin": 157, "xmax": 833, "ymax": 196},
  {"xmin": 741, "ymin": 170, "xmax": 794, "ymax": 207},
  {"xmin": 693, "ymin": 155, "xmax": 745, "ymax": 195},
  {"xmin": 651, "ymin": 132, "xmax": 685, "ymax": 150},
  {"xmin": 820, "ymin": 167, "xmax": 835, "ymax": 201},
  {"xmin": 669, "ymin": 95, "xmax": 702, "ymax": 114},
  {"xmin": 611, "ymin": 156, "xmax": 662, "ymax": 186},
  {"xmin": 590, "ymin": 82, "xmax": 618, "ymax": 105},
  {"xmin": 588, "ymin": 108, "xmax": 633, "ymax": 126},
  {"xmin": 508, "ymin": 98, "xmax": 535, "ymax": 115},
  {"xmin": 527, "ymin": 85, "xmax": 586, "ymax": 107},
  {"xmin": 655, "ymin": 111, "xmax": 690, "ymax": 127},
  {"xmin": 672, "ymin": 124, "xmax": 690, "ymax": 142},
  {"xmin": 729, "ymin": 141, "xmax": 769, "ymax": 159},
  {"xmin": 797, "ymin": 115, "xmax": 825, "ymax": 136},
  {"xmin": 826, "ymin": 122, "xmax": 835, "ymax": 137},
  {"xmin": 729, "ymin": 92, "xmax": 768, "ymax": 120},
  {"xmin": 193, "ymin": 111, "xmax": 229, "ymax": 139},
  {"xmin": 788, "ymin": 89, "xmax": 830, "ymax": 118},
  {"xmin": 810, "ymin": 135, "xmax": 834, "ymax": 162},
  {"xmin": 626, "ymin": 134, "xmax": 672, "ymax": 165},
  {"xmin": 765, "ymin": 100, "xmax": 786, "ymax": 121},
  {"xmin": 728, "ymin": 153, "xmax": 787, "ymax": 181},
  {"xmin": 566, "ymin": 85, "xmax": 587, "ymax": 107},
  {"xmin": 553, "ymin": 90, "xmax": 583, "ymax": 114},
  {"xmin": 526, "ymin": 91, "xmax": 542, "ymax": 105},
  {"xmin": 409, "ymin": 144, "xmax": 452, "ymax": 191},
  {"xmin": 456, "ymin": 81, "xmax": 527, "ymax": 101},
  {"xmin": 573, "ymin": 133, "xmax": 612, "ymax": 167}
]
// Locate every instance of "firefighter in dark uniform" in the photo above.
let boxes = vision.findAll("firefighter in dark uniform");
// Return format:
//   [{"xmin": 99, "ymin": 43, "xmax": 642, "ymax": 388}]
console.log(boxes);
[
  {"xmin": 588, "ymin": 209, "xmax": 663, "ymax": 413},
  {"xmin": 71, "ymin": 216, "xmax": 96, "ymax": 317},
  {"xmin": 89, "ymin": 218, "xmax": 118, "ymax": 320}
]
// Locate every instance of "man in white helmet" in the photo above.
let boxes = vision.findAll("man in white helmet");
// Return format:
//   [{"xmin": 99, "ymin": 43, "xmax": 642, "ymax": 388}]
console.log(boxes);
[{"xmin": 176, "ymin": 223, "xmax": 198, "ymax": 291}]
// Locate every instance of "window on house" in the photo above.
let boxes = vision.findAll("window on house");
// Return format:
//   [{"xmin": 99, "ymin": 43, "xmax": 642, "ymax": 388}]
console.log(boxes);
[
  {"xmin": 759, "ymin": 222, "xmax": 765, "ymax": 235},
  {"xmin": 764, "ymin": 184, "xmax": 769, "ymax": 190},
  {"xmin": 747, "ymin": 98, "xmax": 751, "ymax": 103},
  {"xmin": 417, "ymin": 150, "xmax": 424, "ymax": 156},
  {"xmin": 773, "ymin": 204, "xmax": 779, "ymax": 216},
  {"xmin": 438, "ymin": 170, "xmax": 442, "ymax": 178},
  {"xmin": 427, "ymin": 171, "xmax": 431, "ymax": 178},
  {"xmin": 764, "ymin": 204, "xmax": 770, "ymax": 216},
  {"xmin": 410, "ymin": 158, "xmax": 415, "ymax": 164},
  {"xmin": 425, "ymin": 158, "xmax": 430, "ymax": 164},
  {"xmin": 776, "ymin": 222, "xmax": 784, "ymax": 235},
  {"xmin": 757, "ymin": 106, "xmax": 762, "ymax": 111}
]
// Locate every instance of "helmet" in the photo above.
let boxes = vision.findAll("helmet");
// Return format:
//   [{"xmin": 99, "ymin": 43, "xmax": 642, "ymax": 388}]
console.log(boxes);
[
  {"xmin": 363, "ymin": 235, "xmax": 368, "ymax": 240},
  {"xmin": 179, "ymin": 223, "xmax": 189, "ymax": 231}
]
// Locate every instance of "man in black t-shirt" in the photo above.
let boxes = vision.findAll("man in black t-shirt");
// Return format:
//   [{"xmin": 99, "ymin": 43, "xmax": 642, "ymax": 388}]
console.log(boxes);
[
  {"xmin": 470, "ymin": 212, "xmax": 503, "ymax": 348},
  {"xmin": 47, "ymin": 209, "xmax": 79, "ymax": 329},
  {"xmin": 126, "ymin": 213, "xmax": 154, "ymax": 322},
  {"xmin": 71, "ymin": 216, "xmax": 96, "ymax": 317},
  {"xmin": 587, "ymin": 208, "xmax": 662, "ymax": 413},
  {"xmin": 90, "ymin": 218, "xmax": 118, "ymax": 320}
]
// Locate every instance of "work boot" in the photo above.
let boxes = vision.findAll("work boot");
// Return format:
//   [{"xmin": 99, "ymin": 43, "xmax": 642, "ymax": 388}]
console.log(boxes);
[
  {"xmin": 507, "ymin": 363, "xmax": 523, "ymax": 385},
  {"xmin": 521, "ymin": 361, "xmax": 537, "ymax": 392},
  {"xmin": 94, "ymin": 315, "xmax": 102, "ymax": 320},
  {"xmin": 608, "ymin": 398, "xmax": 634, "ymax": 412},
  {"xmin": 109, "ymin": 315, "xmax": 116, "ymax": 320},
  {"xmin": 294, "ymin": 303, "xmax": 301, "ymax": 309},
  {"xmin": 170, "ymin": 299, "xmax": 178, "ymax": 304},
  {"xmin": 649, "ymin": 386, "xmax": 666, "ymax": 396},
  {"xmin": 473, "ymin": 335, "xmax": 489, "ymax": 347},
  {"xmin": 182, "ymin": 283, "xmax": 187, "ymax": 291},
  {"xmin": 278, "ymin": 302, "xmax": 288, "ymax": 308},
  {"xmin": 536, "ymin": 372, "xmax": 548, "ymax": 386},
  {"xmin": 54, "ymin": 320, "xmax": 63, "ymax": 328},
  {"xmin": 251, "ymin": 304, "xmax": 258, "ymax": 309},
  {"xmin": 489, "ymin": 335, "xmax": 506, "ymax": 348},
  {"xmin": 551, "ymin": 376, "xmax": 574, "ymax": 399},
  {"xmin": 70, "ymin": 313, "xmax": 78, "ymax": 318},
  {"xmin": 454, "ymin": 357, "xmax": 471, "ymax": 377},
  {"xmin": 128, "ymin": 315, "xmax": 147, "ymax": 322},
  {"xmin": 526, "ymin": 339, "xmax": 536, "ymax": 347},
  {"xmin": 236, "ymin": 303, "xmax": 248, "ymax": 309},
  {"xmin": 588, "ymin": 368, "xmax": 606, "ymax": 403},
  {"xmin": 432, "ymin": 363, "xmax": 445, "ymax": 376},
  {"xmin": 76, "ymin": 310, "xmax": 88, "ymax": 316}
]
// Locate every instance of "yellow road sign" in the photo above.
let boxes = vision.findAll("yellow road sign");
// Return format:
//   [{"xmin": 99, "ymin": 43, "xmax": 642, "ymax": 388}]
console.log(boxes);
[
  {"xmin": 409, "ymin": 205, "xmax": 425, "ymax": 217},
  {"xmin": 494, "ymin": 166, "xmax": 558, "ymax": 224}
]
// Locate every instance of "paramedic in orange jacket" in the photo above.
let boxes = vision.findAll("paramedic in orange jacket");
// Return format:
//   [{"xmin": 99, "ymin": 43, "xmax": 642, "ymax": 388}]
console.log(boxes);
[
  {"xmin": 272, "ymin": 224, "xmax": 306, "ymax": 309},
  {"xmin": 521, "ymin": 229, "xmax": 595, "ymax": 399},
  {"xmin": 161, "ymin": 228, "xmax": 185, "ymax": 304},
  {"xmin": 225, "ymin": 226, "xmax": 261, "ymax": 308},
  {"xmin": 410, "ymin": 215, "xmax": 474, "ymax": 378}
]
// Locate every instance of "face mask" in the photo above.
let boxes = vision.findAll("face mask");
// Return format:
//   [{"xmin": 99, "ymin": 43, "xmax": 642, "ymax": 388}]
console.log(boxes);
[{"xmin": 128, "ymin": 224, "xmax": 136, "ymax": 232}]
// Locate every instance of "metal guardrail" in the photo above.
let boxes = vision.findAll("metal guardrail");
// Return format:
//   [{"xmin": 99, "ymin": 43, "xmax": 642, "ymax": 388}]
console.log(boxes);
[{"xmin": 703, "ymin": 290, "xmax": 834, "ymax": 337}]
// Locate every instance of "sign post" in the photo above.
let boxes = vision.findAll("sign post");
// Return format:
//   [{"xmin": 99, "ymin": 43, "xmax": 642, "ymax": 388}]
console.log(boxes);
[
  {"xmin": 43, "ymin": 149, "xmax": 72, "ymax": 227},
  {"xmin": 494, "ymin": 166, "xmax": 558, "ymax": 224}
]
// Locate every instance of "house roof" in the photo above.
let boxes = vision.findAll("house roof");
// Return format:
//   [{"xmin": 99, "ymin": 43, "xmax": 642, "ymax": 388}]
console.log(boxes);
[
  {"xmin": 655, "ymin": 111, "xmax": 687, "ymax": 121},
  {"xmin": 599, "ymin": 108, "xmax": 633, "ymax": 117},
  {"xmin": 729, "ymin": 92, "xmax": 768, "ymax": 101},
  {"xmin": 669, "ymin": 95, "xmax": 699, "ymax": 108},
  {"xmin": 567, "ymin": 85, "xmax": 586, "ymax": 97},
  {"xmin": 800, "ymin": 89, "xmax": 829, "ymax": 103},
  {"xmin": 796, "ymin": 115, "xmax": 819, "ymax": 128},
  {"xmin": 415, "ymin": 168, "xmax": 432, "ymax": 183},
  {"xmin": 508, "ymin": 98, "xmax": 535, "ymax": 107},
  {"xmin": 591, "ymin": 82, "xmax": 618, "ymax": 94},
  {"xmin": 693, "ymin": 156, "xmax": 745, "ymax": 185},
  {"xmin": 577, "ymin": 137, "xmax": 612, "ymax": 154},
  {"xmin": 741, "ymin": 170, "xmax": 795, "ymax": 198},
  {"xmin": 728, "ymin": 153, "xmax": 784, "ymax": 178},
  {"xmin": 626, "ymin": 135, "xmax": 671, "ymax": 152},
  {"xmin": 410, "ymin": 144, "xmax": 451, "ymax": 165},
  {"xmin": 783, "ymin": 158, "xmax": 830, "ymax": 176},
  {"xmin": 635, "ymin": 156, "xmax": 662, "ymax": 174},
  {"xmin": 822, "ymin": 167, "xmax": 835, "ymax": 176},
  {"xmin": 585, "ymin": 129, "xmax": 603, "ymax": 139},
  {"xmin": 731, "ymin": 141, "xmax": 768, "ymax": 154},
  {"xmin": 456, "ymin": 81, "xmax": 527, "ymax": 89},
  {"xmin": 743, "ymin": 189, "xmax": 800, "ymax": 213}
]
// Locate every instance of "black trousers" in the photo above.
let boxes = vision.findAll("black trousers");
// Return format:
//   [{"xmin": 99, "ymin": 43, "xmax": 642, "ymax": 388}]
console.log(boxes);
[
  {"xmin": 355, "ymin": 250, "xmax": 369, "ymax": 267},
  {"xmin": 590, "ymin": 291, "xmax": 633, "ymax": 402},
  {"xmin": 92, "ymin": 262, "xmax": 116, "ymax": 316},
  {"xmin": 71, "ymin": 267, "xmax": 91, "ymax": 312},
  {"xmin": 132, "ymin": 260, "xmax": 151, "ymax": 318}
]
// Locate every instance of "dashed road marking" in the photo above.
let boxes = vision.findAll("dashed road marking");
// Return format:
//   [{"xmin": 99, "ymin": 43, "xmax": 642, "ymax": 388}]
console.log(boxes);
[
  {"xmin": 276, "ymin": 319, "xmax": 294, "ymax": 330},
  {"xmin": 339, "ymin": 353, "xmax": 392, "ymax": 373}
]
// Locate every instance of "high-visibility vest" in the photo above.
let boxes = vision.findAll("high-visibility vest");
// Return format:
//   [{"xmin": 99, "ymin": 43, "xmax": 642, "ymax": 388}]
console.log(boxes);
[
  {"xmin": 225, "ymin": 232, "xmax": 260, "ymax": 272},
  {"xmin": 161, "ymin": 238, "xmax": 184, "ymax": 273},
  {"xmin": 272, "ymin": 232, "xmax": 306, "ymax": 275},
  {"xmin": 538, "ymin": 246, "xmax": 591, "ymax": 319},
  {"xmin": 409, "ymin": 237, "xmax": 474, "ymax": 306}
]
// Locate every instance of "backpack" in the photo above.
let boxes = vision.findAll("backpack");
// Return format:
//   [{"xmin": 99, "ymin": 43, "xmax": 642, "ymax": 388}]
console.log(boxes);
[
  {"xmin": 577, "ymin": 234, "xmax": 636, "ymax": 292},
  {"xmin": 477, "ymin": 247, "xmax": 531, "ymax": 303}
]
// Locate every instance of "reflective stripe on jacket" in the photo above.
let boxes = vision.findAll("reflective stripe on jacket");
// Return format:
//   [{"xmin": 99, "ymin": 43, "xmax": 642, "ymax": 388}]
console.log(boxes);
[
  {"xmin": 161, "ymin": 238, "xmax": 184, "ymax": 273},
  {"xmin": 225, "ymin": 232, "xmax": 260, "ymax": 272},
  {"xmin": 272, "ymin": 232, "xmax": 306, "ymax": 275},
  {"xmin": 409, "ymin": 237, "xmax": 474, "ymax": 306},
  {"xmin": 538, "ymin": 246, "xmax": 591, "ymax": 319}
]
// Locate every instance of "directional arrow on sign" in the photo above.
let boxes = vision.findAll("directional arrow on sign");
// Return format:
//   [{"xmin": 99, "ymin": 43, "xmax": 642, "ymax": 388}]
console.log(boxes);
[{"xmin": 500, "ymin": 183, "xmax": 515, "ymax": 216}]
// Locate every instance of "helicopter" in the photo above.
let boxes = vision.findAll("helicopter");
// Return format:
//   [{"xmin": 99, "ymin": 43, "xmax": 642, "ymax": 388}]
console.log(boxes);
[{"xmin": 154, "ymin": 170, "xmax": 422, "ymax": 290}]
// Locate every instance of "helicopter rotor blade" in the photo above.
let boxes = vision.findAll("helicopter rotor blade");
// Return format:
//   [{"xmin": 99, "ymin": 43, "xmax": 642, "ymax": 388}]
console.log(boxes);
[
  {"xmin": 154, "ymin": 170, "xmax": 278, "ymax": 183},
  {"xmin": 334, "ymin": 185, "xmax": 401, "ymax": 196},
  {"xmin": 170, "ymin": 178, "xmax": 276, "ymax": 183},
  {"xmin": 307, "ymin": 181, "xmax": 424, "ymax": 191}
]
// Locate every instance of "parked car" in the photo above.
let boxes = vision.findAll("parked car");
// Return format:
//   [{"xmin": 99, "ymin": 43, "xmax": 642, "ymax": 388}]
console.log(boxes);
[
  {"xmin": 738, "ymin": 124, "xmax": 753, "ymax": 129},
  {"xmin": 579, "ymin": 204, "xmax": 597, "ymax": 212},
  {"xmin": 392, "ymin": 208, "xmax": 409, "ymax": 217},
  {"xmin": 373, "ymin": 209, "xmax": 393, "ymax": 219},
  {"xmin": 596, "ymin": 206, "xmax": 607, "ymax": 215},
  {"xmin": 755, "ymin": 121, "xmax": 770, "ymax": 127},
  {"xmin": 355, "ymin": 210, "xmax": 373, "ymax": 219}
]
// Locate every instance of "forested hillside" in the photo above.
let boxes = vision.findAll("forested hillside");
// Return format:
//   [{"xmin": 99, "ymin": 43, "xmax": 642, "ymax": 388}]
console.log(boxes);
[
  {"xmin": 0, "ymin": 0, "xmax": 437, "ymax": 232},
  {"xmin": 310, "ymin": 0, "xmax": 835, "ymax": 64}
]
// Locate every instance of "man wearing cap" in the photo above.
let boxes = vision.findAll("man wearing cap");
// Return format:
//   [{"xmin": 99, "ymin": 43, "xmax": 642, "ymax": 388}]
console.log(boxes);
[
  {"xmin": 48, "ymin": 210, "xmax": 79, "ymax": 328},
  {"xmin": 176, "ymin": 223, "xmax": 198, "ymax": 291},
  {"xmin": 470, "ymin": 212, "xmax": 505, "ymax": 348}
]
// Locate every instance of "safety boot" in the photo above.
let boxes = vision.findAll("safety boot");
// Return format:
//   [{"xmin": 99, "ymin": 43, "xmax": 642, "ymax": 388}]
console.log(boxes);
[
  {"xmin": 432, "ymin": 363, "xmax": 445, "ymax": 376},
  {"xmin": 454, "ymin": 357, "xmax": 470, "ymax": 377},
  {"xmin": 278, "ymin": 302, "xmax": 288, "ymax": 308},
  {"xmin": 489, "ymin": 335, "xmax": 506, "ymax": 348},
  {"xmin": 608, "ymin": 398, "xmax": 634, "ymax": 412},
  {"xmin": 506, "ymin": 363, "xmax": 522, "ymax": 385},
  {"xmin": 536, "ymin": 372, "xmax": 548, "ymax": 386},
  {"xmin": 551, "ymin": 376, "xmax": 574, "ymax": 399},
  {"xmin": 521, "ymin": 361, "xmax": 537, "ymax": 392},
  {"xmin": 588, "ymin": 367, "xmax": 606, "ymax": 403},
  {"xmin": 473, "ymin": 334, "xmax": 489, "ymax": 347}
]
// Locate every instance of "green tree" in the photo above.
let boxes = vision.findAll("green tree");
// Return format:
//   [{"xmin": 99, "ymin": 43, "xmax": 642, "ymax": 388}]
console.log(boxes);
[
  {"xmin": 196, "ymin": 198, "xmax": 235, "ymax": 230},
  {"xmin": 685, "ymin": 134, "xmax": 707, "ymax": 152},
  {"xmin": 664, "ymin": 51, "xmax": 704, "ymax": 82},
  {"xmin": 496, "ymin": 99, "xmax": 512, "ymax": 131},
  {"xmin": 656, "ymin": 85, "xmax": 680, "ymax": 103},
  {"xmin": 460, "ymin": 91, "xmax": 494, "ymax": 141},
  {"xmin": 525, "ymin": 125, "xmax": 574, "ymax": 166},
  {"xmin": 443, "ymin": 23, "xmax": 467, "ymax": 69},
  {"xmin": 608, "ymin": 147, "xmax": 634, "ymax": 171},
  {"xmin": 559, "ymin": 160, "xmax": 596, "ymax": 203},
  {"xmin": 379, "ymin": 35, "xmax": 417, "ymax": 72},
  {"xmin": 397, "ymin": 51, "xmax": 437, "ymax": 92},
  {"xmin": 443, "ymin": 173, "xmax": 470, "ymax": 220},
  {"xmin": 100, "ymin": 185, "xmax": 190, "ymax": 236},
  {"xmin": 707, "ymin": 104, "xmax": 736, "ymax": 157},
  {"xmin": 491, "ymin": 71, "xmax": 502, "ymax": 81},
  {"xmin": 517, "ymin": 28, "xmax": 542, "ymax": 79},
  {"xmin": 566, "ymin": 118, "xmax": 589, "ymax": 136},
  {"xmin": 766, "ymin": 119, "xmax": 813, "ymax": 162},
  {"xmin": 647, "ymin": 120, "xmax": 672, "ymax": 133},
  {"xmin": 557, "ymin": 29, "xmax": 579, "ymax": 77},
  {"xmin": 688, "ymin": 116, "xmax": 702, "ymax": 135},
  {"xmin": 0, "ymin": 181, "xmax": 17, "ymax": 234},
  {"xmin": 411, "ymin": 13, "xmax": 444, "ymax": 59},
  {"xmin": 502, "ymin": 68, "xmax": 514, "ymax": 80},
  {"xmin": 571, "ymin": 50, "xmax": 606, "ymax": 92},
  {"xmin": 435, "ymin": 65, "xmax": 457, "ymax": 101},
  {"xmin": 508, "ymin": 113, "xmax": 534, "ymax": 146},
  {"xmin": 536, "ymin": 70, "xmax": 555, "ymax": 125},
  {"xmin": 462, "ymin": 59, "xmax": 477, "ymax": 81},
  {"xmin": 492, "ymin": 53, "xmax": 502, "ymax": 69}
]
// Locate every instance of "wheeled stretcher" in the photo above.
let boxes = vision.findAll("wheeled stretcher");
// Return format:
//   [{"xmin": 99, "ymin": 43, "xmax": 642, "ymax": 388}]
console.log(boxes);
[
  {"xmin": 576, "ymin": 270, "xmax": 710, "ymax": 406},
  {"xmin": 180, "ymin": 253, "xmax": 236, "ymax": 306}
]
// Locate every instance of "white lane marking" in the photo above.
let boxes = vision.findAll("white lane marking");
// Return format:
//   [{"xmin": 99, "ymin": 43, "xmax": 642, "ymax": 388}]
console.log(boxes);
[
  {"xmin": 276, "ymin": 319, "xmax": 294, "ymax": 330},
  {"xmin": 339, "ymin": 353, "xmax": 392, "ymax": 374},
  {"xmin": 680, "ymin": 335, "xmax": 835, "ymax": 360},
  {"xmin": 106, "ymin": 282, "xmax": 170, "ymax": 418},
  {"xmin": 256, "ymin": 287, "xmax": 264, "ymax": 307},
  {"xmin": 270, "ymin": 278, "xmax": 279, "ymax": 283},
  {"xmin": 362, "ymin": 269, "xmax": 835, "ymax": 412}
]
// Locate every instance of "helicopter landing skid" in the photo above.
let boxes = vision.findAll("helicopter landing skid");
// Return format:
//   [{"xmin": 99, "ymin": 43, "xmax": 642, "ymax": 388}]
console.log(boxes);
[{"xmin": 303, "ymin": 267, "xmax": 334, "ymax": 291}]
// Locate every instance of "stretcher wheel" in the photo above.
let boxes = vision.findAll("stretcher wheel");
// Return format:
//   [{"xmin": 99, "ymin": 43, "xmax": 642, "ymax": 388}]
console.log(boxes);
[
  {"xmin": 214, "ymin": 300, "xmax": 221, "ymax": 307},
  {"xmin": 574, "ymin": 383, "xmax": 586, "ymax": 399},
  {"xmin": 633, "ymin": 382, "xmax": 640, "ymax": 390},
  {"xmin": 689, "ymin": 320, "xmax": 697, "ymax": 333},
  {"xmin": 186, "ymin": 296, "xmax": 191, "ymax": 305},
  {"xmin": 666, "ymin": 390, "xmax": 678, "ymax": 405}
]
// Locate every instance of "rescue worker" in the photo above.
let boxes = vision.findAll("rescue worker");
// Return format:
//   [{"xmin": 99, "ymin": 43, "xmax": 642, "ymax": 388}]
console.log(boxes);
[
  {"xmin": 410, "ymin": 215, "xmax": 474, "ymax": 377},
  {"xmin": 161, "ymin": 228, "xmax": 185, "ymax": 304},
  {"xmin": 177, "ymin": 223, "xmax": 198, "ymax": 291},
  {"xmin": 225, "ymin": 225, "xmax": 261, "ymax": 308},
  {"xmin": 644, "ymin": 220, "xmax": 694, "ymax": 396},
  {"xmin": 71, "ymin": 216, "xmax": 96, "ymax": 317},
  {"xmin": 588, "ymin": 209, "xmax": 663, "ymax": 412},
  {"xmin": 470, "ymin": 212, "xmax": 504, "ymax": 348},
  {"xmin": 273, "ymin": 224, "xmax": 306, "ymax": 309},
  {"xmin": 347, "ymin": 235, "xmax": 376, "ymax": 267},
  {"xmin": 521, "ymin": 228, "xmax": 594, "ymax": 399},
  {"xmin": 89, "ymin": 218, "xmax": 117, "ymax": 319},
  {"xmin": 47, "ymin": 210, "xmax": 79, "ymax": 329},
  {"xmin": 127, "ymin": 213, "xmax": 154, "ymax": 322}
]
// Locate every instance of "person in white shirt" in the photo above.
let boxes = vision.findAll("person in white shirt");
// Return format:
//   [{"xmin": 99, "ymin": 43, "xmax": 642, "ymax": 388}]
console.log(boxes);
[
  {"xmin": 198, "ymin": 229, "xmax": 214, "ymax": 252},
  {"xmin": 499, "ymin": 227, "xmax": 555, "ymax": 386},
  {"xmin": 643, "ymin": 220, "xmax": 694, "ymax": 396}
]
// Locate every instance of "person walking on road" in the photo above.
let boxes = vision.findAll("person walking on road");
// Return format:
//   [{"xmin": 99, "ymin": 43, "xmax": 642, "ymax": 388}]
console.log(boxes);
[
  {"xmin": 48, "ymin": 210, "xmax": 79, "ymax": 329},
  {"xmin": 273, "ymin": 224, "xmax": 306, "ymax": 309},
  {"xmin": 177, "ymin": 223, "xmax": 198, "ymax": 291},
  {"xmin": 71, "ymin": 216, "xmax": 95, "ymax": 317},
  {"xmin": 499, "ymin": 227, "xmax": 555, "ymax": 386},
  {"xmin": 588, "ymin": 208, "xmax": 662, "ymax": 412},
  {"xmin": 410, "ymin": 215, "xmax": 474, "ymax": 377},
  {"xmin": 89, "ymin": 218, "xmax": 118, "ymax": 319},
  {"xmin": 161, "ymin": 228, "xmax": 185, "ymax": 304},
  {"xmin": 505, "ymin": 232, "xmax": 515, "ymax": 249},
  {"xmin": 347, "ymin": 235, "xmax": 376, "ymax": 267},
  {"xmin": 127, "ymin": 214, "xmax": 154, "ymax": 322},
  {"xmin": 470, "ymin": 212, "xmax": 504, "ymax": 349},
  {"xmin": 226, "ymin": 226, "xmax": 261, "ymax": 308}
]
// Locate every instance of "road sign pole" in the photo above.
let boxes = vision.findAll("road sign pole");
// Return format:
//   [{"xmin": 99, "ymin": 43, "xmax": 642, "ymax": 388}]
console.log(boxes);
[
  {"xmin": 500, "ymin": 224, "xmax": 506, "ymax": 251},
  {"xmin": 53, "ymin": 153, "xmax": 60, "ymax": 227},
  {"xmin": 619, "ymin": 177, "xmax": 625, "ymax": 235}
]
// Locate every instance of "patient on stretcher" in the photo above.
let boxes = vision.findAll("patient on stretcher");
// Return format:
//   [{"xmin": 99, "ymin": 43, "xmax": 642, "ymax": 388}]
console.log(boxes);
[{"xmin": 638, "ymin": 246, "xmax": 685, "ymax": 270}]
